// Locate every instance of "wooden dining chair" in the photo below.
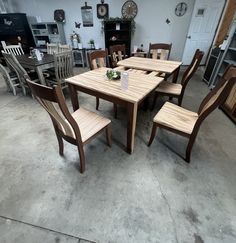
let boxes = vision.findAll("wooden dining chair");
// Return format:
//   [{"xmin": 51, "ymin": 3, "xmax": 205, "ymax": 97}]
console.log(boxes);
[
  {"xmin": 87, "ymin": 49, "xmax": 109, "ymax": 70},
  {"xmin": 0, "ymin": 63, "xmax": 20, "ymax": 95},
  {"xmin": 26, "ymin": 79, "xmax": 112, "ymax": 173},
  {"xmin": 87, "ymin": 49, "xmax": 112, "ymax": 111},
  {"xmin": 1, "ymin": 41, "xmax": 24, "ymax": 55},
  {"xmin": 148, "ymin": 65, "xmax": 236, "ymax": 163},
  {"xmin": 46, "ymin": 50, "xmax": 74, "ymax": 89},
  {"xmin": 148, "ymin": 43, "xmax": 172, "ymax": 60},
  {"xmin": 110, "ymin": 45, "xmax": 147, "ymax": 75},
  {"xmin": 2, "ymin": 51, "xmax": 39, "ymax": 95},
  {"xmin": 151, "ymin": 49, "xmax": 204, "ymax": 109},
  {"xmin": 47, "ymin": 43, "xmax": 58, "ymax": 54},
  {"xmin": 109, "ymin": 44, "xmax": 126, "ymax": 68}
]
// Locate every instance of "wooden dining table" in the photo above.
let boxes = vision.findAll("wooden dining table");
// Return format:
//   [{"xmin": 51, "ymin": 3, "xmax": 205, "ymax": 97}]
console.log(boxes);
[
  {"xmin": 66, "ymin": 67, "xmax": 163, "ymax": 154},
  {"xmin": 117, "ymin": 57, "xmax": 182, "ymax": 83},
  {"xmin": 16, "ymin": 54, "xmax": 54, "ymax": 85}
]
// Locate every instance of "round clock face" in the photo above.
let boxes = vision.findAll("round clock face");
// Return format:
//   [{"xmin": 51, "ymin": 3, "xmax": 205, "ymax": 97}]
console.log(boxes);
[
  {"xmin": 54, "ymin": 9, "xmax": 65, "ymax": 22},
  {"xmin": 97, "ymin": 4, "xmax": 109, "ymax": 19},
  {"xmin": 122, "ymin": 0, "xmax": 138, "ymax": 19},
  {"xmin": 175, "ymin": 2, "xmax": 188, "ymax": 17},
  {"xmin": 98, "ymin": 6, "xmax": 107, "ymax": 16}
]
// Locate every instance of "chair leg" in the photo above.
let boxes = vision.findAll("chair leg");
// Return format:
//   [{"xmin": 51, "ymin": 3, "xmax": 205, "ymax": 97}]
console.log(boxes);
[
  {"xmin": 21, "ymin": 84, "xmax": 27, "ymax": 96},
  {"xmin": 185, "ymin": 134, "xmax": 197, "ymax": 163},
  {"xmin": 151, "ymin": 92, "xmax": 158, "ymax": 111},
  {"xmin": 148, "ymin": 123, "xmax": 158, "ymax": 146},
  {"xmin": 106, "ymin": 124, "xmax": 112, "ymax": 147},
  {"xmin": 77, "ymin": 144, "xmax": 85, "ymax": 173},
  {"xmin": 5, "ymin": 77, "xmax": 17, "ymax": 95},
  {"xmin": 12, "ymin": 86, "xmax": 17, "ymax": 96},
  {"xmin": 55, "ymin": 131, "xmax": 64, "ymax": 155},
  {"xmin": 143, "ymin": 97, "xmax": 149, "ymax": 111},
  {"xmin": 113, "ymin": 103, "xmax": 118, "ymax": 119},
  {"xmin": 52, "ymin": 123, "xmax": 64, "ymax": 155},
  {"xmin": 96, "ymin": 97, "xmax": 100, "ymax": 110},
  {"xmin": 178, "ymin": 96, "xmax": 183, "ymax": 106}
]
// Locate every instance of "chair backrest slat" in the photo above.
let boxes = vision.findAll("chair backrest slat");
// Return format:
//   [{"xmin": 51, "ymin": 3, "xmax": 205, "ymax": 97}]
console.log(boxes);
[
  {"xmin": 180, "ymin": 49, "xmax": 204, "ymax": 95},
  {"xmin": 197, "ymin": 65, "xmax": 236, "ymax": 119},
  {"xmin": 41, "ymin": 99, "xmax": 75, "ymax": 138},
  {"xmin": 148, "ymin": 43, "xmax": 172, "ymax": 60},
  {"xmin": 109, "ymin": 44, "xmax": 126, "ymax": 67},
  {"xmin": 87, "ymin": 49, "xmax": 109, "ymax": 70},
  {"xmin": 98, "ymin": 57, "xmax": 105, "ymax": 67}
]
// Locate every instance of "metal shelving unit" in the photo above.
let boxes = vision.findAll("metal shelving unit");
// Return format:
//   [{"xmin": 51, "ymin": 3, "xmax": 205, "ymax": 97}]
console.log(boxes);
[
  {"xmin": 205, "ymin": 20, "xmax": 236, "ymax": 123},
  {"xmin": 207, "ymin": 20, "xmax": 236, "ymax": 88}
]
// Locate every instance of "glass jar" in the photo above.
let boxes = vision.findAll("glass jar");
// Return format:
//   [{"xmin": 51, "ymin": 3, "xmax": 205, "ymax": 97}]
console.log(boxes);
[{"xmin": 121, "ymin": 71, "xmax": 129, "ymax": 90}]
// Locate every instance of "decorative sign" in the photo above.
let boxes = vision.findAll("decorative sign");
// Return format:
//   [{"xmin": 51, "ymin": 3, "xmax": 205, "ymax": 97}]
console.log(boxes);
[
  {"xmin": 175, "ymin": 2, "xmax": 188, "ymax": 17},
  {"xmin": 81, "ymin": 2, "xmax": 93, "ymax": 27}
]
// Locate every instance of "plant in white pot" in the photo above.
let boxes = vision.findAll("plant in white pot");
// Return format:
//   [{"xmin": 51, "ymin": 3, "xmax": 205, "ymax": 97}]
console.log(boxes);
[
  {"xmin": 70, "ymin": 31, "xmax": 81, "ymax": 48},
  {"xmin": 88, "ymin": 39, "xmax": 95, "ymax": 49}
]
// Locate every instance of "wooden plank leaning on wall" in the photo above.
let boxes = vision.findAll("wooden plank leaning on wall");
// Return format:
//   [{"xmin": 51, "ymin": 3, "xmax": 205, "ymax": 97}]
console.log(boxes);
[{"xmin": 215, "ymin": 0, "xmax": 236, "ymax": 47}]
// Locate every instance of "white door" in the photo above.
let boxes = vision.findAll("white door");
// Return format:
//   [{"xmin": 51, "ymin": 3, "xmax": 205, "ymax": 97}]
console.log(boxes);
[{"xmin": 182, "ymin": 0, "xmax": 225, "ymax": 65}]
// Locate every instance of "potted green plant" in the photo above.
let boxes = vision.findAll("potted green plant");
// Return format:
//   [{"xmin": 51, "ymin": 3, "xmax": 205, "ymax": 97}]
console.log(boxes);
[{"xmin": 88, "ymin": 39, "xmax": 95, "ymax": 49}]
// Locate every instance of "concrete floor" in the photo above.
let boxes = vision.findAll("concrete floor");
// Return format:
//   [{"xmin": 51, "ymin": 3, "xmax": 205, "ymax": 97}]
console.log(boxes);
[{"xmin": 0, "ymin": 68, "xmax": 235, "ymax": 243}]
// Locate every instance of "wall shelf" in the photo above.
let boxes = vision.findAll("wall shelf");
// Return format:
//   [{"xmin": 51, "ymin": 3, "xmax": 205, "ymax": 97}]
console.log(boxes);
[
  {"xmin": 104, "ymin": 20, "xmax": 131, "ymax": 56},
  {"xmin": 30, "ymin": 22, "xmax": 66, "ymax": 50}
]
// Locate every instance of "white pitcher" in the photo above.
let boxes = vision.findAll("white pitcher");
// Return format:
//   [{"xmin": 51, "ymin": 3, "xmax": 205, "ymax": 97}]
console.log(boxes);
[{"xmin": 35, "ymin": 49, "xmax": 43, "ymax": 61}]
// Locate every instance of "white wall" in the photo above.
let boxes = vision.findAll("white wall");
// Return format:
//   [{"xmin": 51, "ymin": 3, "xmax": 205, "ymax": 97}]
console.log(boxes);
[{"xmin": 9, "ymin": 0, "xmax": 195, "ymax": 60}]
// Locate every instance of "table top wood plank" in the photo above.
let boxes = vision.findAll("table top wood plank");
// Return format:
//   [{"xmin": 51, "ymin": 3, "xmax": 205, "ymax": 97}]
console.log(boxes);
[
  {"xmin": 117, "ymin": 57, "xmax": 182, "ymax": 74},
  {"xmin": 66, "ymin": 67, "xmax": 163, "ymax": 103}
]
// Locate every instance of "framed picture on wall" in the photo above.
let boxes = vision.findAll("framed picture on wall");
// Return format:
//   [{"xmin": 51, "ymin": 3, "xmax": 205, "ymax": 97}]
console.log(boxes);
[{"xmin": 81, "ymin": 2, "xmax": 93, "ymax": 27}]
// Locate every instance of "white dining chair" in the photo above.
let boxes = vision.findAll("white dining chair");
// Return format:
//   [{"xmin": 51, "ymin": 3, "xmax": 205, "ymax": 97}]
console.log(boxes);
[{"xmin": 1, "ymin": 41, "xmax": 24, "ymax": 55}]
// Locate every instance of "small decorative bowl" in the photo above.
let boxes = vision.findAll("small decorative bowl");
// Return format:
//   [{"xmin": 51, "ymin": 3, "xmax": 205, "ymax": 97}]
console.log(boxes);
[{"xmin": 106, "ymin": 70, "xmax": 121, "ymax": 80}]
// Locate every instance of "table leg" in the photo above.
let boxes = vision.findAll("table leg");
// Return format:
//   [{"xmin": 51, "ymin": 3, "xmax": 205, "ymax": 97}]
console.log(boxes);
[
  {"xmin": 36, "ymin": 66, "xmax": 46, "ymax": 85},
  {"xmin": 85, "ymin": 50, "xmax": 89, "ymax": 67},
  {"xmin": 172, "ymin": 66, "xmax": 180, "ymax": 83},
  {"xmin": 68, "ymin": 83, "xmax": 79, "ymax": 111},
  {"xmin": 127, "ymin": 102, "xmax": 138, "ymax": 154}
]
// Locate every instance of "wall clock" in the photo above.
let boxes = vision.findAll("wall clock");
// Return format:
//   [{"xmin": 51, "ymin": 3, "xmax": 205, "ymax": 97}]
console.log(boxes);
[
  {"xmin": 175, "ymin": 2, "xmax": 188, "ymax": 17},
  {"xmin": 54, "ymin": 9, "xmax": 65, "ymax": 22},
  {"xmin": 97, "ymin": 0, "xmax": 109, "ymax": 19},
  {"xmin": 121, "ymin": 0, "xmax": 138, "ymax": 19}
]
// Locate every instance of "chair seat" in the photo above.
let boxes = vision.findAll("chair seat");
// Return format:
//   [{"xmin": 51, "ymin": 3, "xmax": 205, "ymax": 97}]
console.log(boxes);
[
  {"xmin": 153, "ymin": 102, "xmax": 198, "ymax": 135},
  {"xmin": 156, "ymin": 81, "xmax": 182, "ymax": 95},
  {"xmin": 72, "ymin": 108, "xmax": 111, "ymax": 143}
]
